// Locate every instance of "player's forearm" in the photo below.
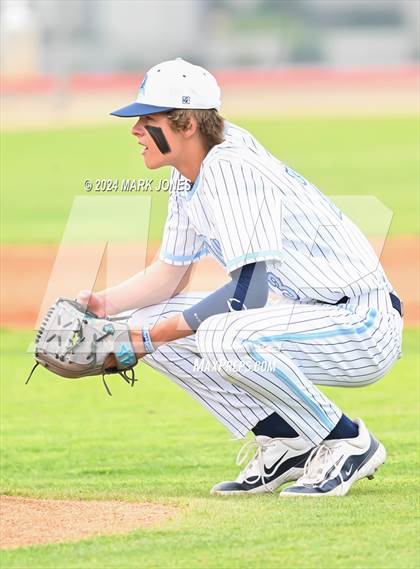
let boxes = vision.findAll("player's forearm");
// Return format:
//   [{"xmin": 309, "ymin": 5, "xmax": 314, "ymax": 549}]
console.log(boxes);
[
  {"xmin": 131, "ymin": 313, "xmax": 193, "ymax": 355},
  {"xmin": 97, "ymin": 260, "xmax": 192, "ymax": 315}
]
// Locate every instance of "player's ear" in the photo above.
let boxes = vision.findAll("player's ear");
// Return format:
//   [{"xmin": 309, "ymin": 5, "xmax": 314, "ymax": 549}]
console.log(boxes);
[{"xmin": 182, "ymin": 115, "xmax": 198, "ymax": 139}]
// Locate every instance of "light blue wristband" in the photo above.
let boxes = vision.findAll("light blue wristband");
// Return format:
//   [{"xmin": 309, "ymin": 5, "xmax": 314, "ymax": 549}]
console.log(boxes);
[{"xmin": 141, "ymin": 325, "xmax": 155, "ymax": 354}]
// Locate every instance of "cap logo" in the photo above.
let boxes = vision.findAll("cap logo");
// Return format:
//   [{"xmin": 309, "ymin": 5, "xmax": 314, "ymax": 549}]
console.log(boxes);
[
  {"xmin": 182, "ymin": 96, "xmax": 191, "ymax": 104},
  {"xmin": 139, "ymin": 74, "xmax": 148, "ymax": 96}
]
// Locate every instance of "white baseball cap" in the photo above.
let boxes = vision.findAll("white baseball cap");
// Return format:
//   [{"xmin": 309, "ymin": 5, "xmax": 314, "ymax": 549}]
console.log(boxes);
[{"xmin": 111, "ymin": 58, "xmax": 221, "ymax": 117}]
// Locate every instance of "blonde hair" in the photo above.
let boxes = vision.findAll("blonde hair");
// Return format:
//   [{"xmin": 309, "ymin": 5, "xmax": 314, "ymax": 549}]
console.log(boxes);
[{"xmin": 166, "ymin": 109, "xmax": 224, "ymax": 151}]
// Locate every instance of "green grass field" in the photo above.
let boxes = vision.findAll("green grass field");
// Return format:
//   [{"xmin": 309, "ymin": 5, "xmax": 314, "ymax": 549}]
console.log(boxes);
[
  {"xmin": 1, "ymin": 116, "xmax": 419, "ymax": 243},
  {"xmin": 1, "ymin": 328, "xmax": 419, "ymax": 568},
  {"xmin": 1, "ymin": 115, "xmax": 419, "ymax": 568}
]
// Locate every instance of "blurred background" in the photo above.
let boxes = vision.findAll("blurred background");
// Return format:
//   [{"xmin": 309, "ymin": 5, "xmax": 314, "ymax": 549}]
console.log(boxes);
[
  {"xmin": 2, "ymin": 0, "xmax": 419, "ymax": 72},
  {"xmin": 1, "ymin": 0, "xmax": 419, "ymax": 127}
]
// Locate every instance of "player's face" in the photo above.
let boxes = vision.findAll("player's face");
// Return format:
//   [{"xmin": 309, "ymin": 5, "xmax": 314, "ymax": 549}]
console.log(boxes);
[{"xmin": 131, "ymin": 114, "xmax": 184, "ymax": 170}]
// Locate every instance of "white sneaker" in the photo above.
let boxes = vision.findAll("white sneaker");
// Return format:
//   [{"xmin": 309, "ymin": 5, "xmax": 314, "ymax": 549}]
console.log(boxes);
[
  {"xmin": 280, "ymin": 418, "xmax": 386, "ymax": 497},
  {"xmin": 210, "ymin": 435, "xmax": 313, "ymax": 495}
]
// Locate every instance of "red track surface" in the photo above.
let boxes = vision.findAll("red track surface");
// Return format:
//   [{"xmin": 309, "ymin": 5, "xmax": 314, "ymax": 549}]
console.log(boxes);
[{"xmin": 2, "ymin": 66, "xmax": 419, "ymax": 95}]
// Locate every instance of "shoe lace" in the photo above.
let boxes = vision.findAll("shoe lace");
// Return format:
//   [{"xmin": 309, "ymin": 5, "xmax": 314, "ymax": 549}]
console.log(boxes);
[
  {"xmin": 298, "ymin": 444, "xmax": 344, "ymax": 492},
  {"xmin": 236, "ymin": 438, "xmax": 280, "ymax": 493}
]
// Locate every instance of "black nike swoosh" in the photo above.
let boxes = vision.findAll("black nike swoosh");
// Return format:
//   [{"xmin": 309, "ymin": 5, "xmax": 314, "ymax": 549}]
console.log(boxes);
[
  {"xmin": 263, "ymin": 451, "xmax": 288, "ymax": 477},
  {"xmin": 242, "ymin": 449, "xmax": 312, "ymax": 490}
]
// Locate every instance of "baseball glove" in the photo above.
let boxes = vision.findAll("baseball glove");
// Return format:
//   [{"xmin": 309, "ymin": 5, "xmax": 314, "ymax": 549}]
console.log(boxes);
[{"xmin": 26, "ymin": 298, "xmax": 139, "ymax": 395}]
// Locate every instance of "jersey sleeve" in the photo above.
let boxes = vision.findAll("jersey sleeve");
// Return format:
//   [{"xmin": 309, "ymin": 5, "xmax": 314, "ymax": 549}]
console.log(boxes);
[
  {"xmin": 204, "ymin": 157, "xmax": 283, "ymax": 272},
  {"xmin": 159, "ymin": 170, "xmax": 208, "ymax": 266}
]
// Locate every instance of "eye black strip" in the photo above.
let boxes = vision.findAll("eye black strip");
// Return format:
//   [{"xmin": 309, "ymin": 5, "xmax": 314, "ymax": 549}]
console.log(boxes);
[{"xmin": 145, "ymin": 125, "xmax": 171, "ymax": 154}]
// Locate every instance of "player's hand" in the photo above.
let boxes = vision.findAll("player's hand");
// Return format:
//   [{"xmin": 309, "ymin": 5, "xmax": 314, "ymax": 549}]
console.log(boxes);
[{"xmin": 76, "ymin": 290, "xmax": 107, "ymax": 317}]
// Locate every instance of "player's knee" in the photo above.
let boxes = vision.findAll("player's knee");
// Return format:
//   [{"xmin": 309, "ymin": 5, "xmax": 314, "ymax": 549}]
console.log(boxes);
[{"xmin": 196, "ymin": 313, "xmax": 239, "ymax": 362}]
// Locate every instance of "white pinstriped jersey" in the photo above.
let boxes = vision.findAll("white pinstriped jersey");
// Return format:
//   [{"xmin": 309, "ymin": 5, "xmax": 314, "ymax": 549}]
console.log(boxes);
[{"xmin": 160, "ymin": 121, "xmax": 394, "ymax": 305}]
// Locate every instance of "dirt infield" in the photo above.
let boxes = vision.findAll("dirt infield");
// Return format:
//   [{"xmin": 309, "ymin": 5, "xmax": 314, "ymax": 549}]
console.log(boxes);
[
  {"xmin": 0, "ymin": 495, "xmax": 177, "ymax": 549},
  {"xmin": 1, "ymin": 236, "xmax": 418, "ymax": 328}
]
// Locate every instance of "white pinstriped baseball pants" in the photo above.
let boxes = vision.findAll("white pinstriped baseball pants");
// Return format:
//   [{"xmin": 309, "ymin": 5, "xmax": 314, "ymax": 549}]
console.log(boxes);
[{"xmin": 128, "ymin": 291, "xmax": 403, "ymax": 444}]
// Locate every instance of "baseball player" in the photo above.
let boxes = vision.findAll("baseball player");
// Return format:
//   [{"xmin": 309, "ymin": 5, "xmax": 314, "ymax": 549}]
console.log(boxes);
[{"xmin": 77, "ymin": 58, "xmax": 403, "ymax": 497}]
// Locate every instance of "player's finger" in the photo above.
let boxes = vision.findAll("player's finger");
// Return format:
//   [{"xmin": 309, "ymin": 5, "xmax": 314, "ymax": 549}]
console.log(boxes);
[{"xmin": 77, "ymin": 290, "xmax": 93, "ymax": 305}]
